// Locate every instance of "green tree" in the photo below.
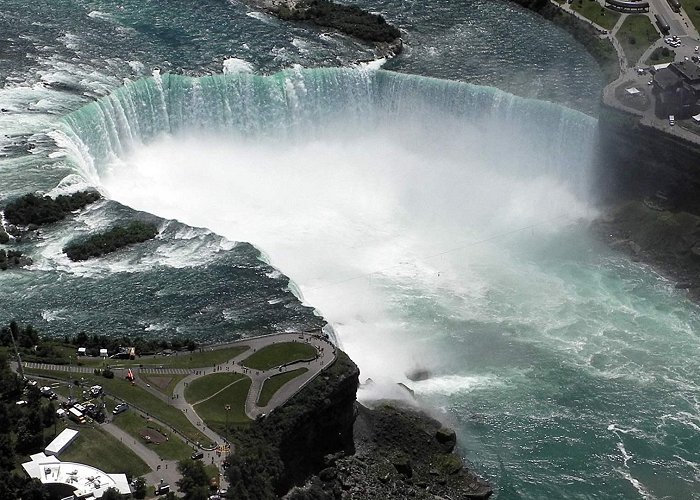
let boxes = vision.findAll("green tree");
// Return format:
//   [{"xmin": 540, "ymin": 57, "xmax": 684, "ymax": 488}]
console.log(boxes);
[
  {"xmin": 100, "ymin": 487, "xmax": 123, "ymax": 500},
  {"xmin": 176, "ymin": 460, "xmax": 209, "ymax": 499},
  {"xmin": 131, "ymin": 477, "xmax": 147, "ymax": 499},
  {"xmin": 18, "ymin": 478, "xmax": 50, "ymax": 500},
  {"xmin": 0, "ymin": 434, "xmax": 15, "ymax": 470}
]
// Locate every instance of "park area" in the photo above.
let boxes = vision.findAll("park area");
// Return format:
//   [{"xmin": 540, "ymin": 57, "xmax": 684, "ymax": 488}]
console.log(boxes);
[
  {"xmin": 617, "ymin": 15, "xmax": 660, "ymax": 66},
  {"xmin": 570, "ymin": 0, "xmax": 620, "ymax": 30},
  {"xmin": 242, "ymin": 342, "xmax": 318, "ymax": 370}
]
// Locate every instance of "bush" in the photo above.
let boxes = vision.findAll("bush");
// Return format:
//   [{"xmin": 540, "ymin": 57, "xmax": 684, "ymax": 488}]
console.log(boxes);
[
  {"xmin": 3, "ymin": 191, "xmax": 100, "ymax": 226},
  {"xmin": 63, "ymin": 221, "xmax": 158, "ymax": 261}
]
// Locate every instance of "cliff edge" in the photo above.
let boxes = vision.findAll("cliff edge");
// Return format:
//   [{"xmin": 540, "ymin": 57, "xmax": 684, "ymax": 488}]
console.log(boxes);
[{"xmin": 226, "ymin": 349, "xmax": 492, "ymax": 499}]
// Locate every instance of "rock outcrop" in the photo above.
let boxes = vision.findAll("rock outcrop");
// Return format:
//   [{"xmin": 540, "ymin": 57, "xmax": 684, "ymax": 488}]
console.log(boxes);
[{"xmin": 227, "ymin": 349, "xmax": 492, "ymax": 499}]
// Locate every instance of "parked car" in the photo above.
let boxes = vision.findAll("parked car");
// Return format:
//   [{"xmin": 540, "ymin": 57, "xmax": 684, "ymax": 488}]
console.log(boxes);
[
  {"xmin": 191, "ymin": 451, "xmax": 204, "ymax": 460},
  {"xmin": 112, "ymin": 403, "xmax": 129, "ymax": 415}
]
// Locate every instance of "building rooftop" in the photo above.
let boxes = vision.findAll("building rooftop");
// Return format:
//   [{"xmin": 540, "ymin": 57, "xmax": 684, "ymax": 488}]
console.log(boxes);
[
  {"xmin": 45, "ymin": 428, "xmax": 79, "ymax": 456},
  {"xmin": 654, "ymin": 67, "xmax": 682, "ymax": 90},
  {"xmin": 22, "ymin": 454, "xmax": 131, "ymax": 499},
  {"xmin": 673, "ymin": 61, "xmax": 700, "ymax": 83}
]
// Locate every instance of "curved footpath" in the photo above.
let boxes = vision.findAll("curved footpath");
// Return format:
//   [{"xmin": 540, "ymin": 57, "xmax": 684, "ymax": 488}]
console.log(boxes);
[{"xmin": 17, "ymin": 332, "xmax": 337, "ymax": 493}]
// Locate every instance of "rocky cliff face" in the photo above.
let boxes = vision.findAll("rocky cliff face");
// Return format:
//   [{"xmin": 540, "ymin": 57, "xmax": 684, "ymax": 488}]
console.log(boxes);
[
  {"xmin": 227, "ymin": 348, "xmax": 492, "ymax": 499},
  {"xmin": 595, "ymin": 107, "xmax": 700, "ymax": 214}
]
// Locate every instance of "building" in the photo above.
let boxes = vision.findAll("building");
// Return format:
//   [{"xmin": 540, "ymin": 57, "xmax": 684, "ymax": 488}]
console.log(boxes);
[
  {"xmin": 44, "ymin": 428, "xmax": 79, "ymax": 456},
  {"xmin": 652, "ymin": 61, "xmax": 700, "ymax": 117},
  {"xmin": 22, "ymin": 452, "xmax": 131, "ymax": 499}
]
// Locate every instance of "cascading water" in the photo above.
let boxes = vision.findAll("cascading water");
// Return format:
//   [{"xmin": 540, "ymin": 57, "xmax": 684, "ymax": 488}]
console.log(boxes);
[{"xmin": 44, "ymin": 67, "xmax": 700, "ymax": 498}]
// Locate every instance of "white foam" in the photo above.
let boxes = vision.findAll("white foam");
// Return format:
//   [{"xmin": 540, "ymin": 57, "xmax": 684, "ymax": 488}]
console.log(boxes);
[
  {"xmin": 616, "ymin": 469, "xmax": 656, "ymax": 500},
  {"xmin": 412, "ymin": 374, "xmax": 502, "ymax": 396},
  {"xmin": 223, "ymin": 58, "xmax": 254, "ymax": 75}
]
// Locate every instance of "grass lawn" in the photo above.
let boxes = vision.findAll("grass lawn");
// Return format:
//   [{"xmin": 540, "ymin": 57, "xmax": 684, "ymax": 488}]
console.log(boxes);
[
  {"xmin": 617, "ymin": 15, "xmax": 660, "ymax": 66},
  {"xmin": 570, "ymin": 0, "xmax": 620, "ymax": 30},
  {"xmin": 78, "ymin": 345, "xmax": 250, "ymax": 369},
  {"xmin": 60, "ymin": 426, "xmax": 150, "ymax": 477},
  {"xmin": 258, "ymin": 368, "xmax": 308, "ymax": 406},
  {"xmin": 24, "ymin": 368, "xmax": 211, "ymax": 445},
  {"xmin": 241, "ymin": 342, "xmax": 317, "ymax": 370},
  {"xmin": 141, "ymin": 374, "xmax": 186, "ymax": 397},
  {"xmin": 646, "ymin": 46, "xmax": 676, "ymax": 64},
  {"xmin": 194, "ymin": 377, "xmax": 252, "ymax": 434},
  {"xmin": 112, "ymin": 411, "xmax": 194, "ymax": 461},
  {"xmin": 185, "ymin": 373, "xmax": 248, "ymax": 403},
  {"xmin": 680, "ymin": 0, "xmax": 700, "ymax": 35}
]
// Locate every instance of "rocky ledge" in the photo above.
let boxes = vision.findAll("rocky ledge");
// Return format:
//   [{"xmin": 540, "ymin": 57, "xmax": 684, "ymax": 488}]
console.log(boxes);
[
  {"xmin": 228, "ymin": 349, "xmax": 492, "ymax": 499},
  {"xmin": 286, "ymin": 403, "xmax": 492, "ymax": 499},
  {"xmin": 593, "ymin": 200, "xmax": 700, "ymax": 300},
  {"xmin": 243, "ymin": 0, "xmax": 402, "ymax": 58}
]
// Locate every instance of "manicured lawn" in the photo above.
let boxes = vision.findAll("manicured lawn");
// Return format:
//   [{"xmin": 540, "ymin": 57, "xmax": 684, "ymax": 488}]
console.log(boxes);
[
  {"xmin": 258, "ymin": 368, "xmax": 308, "ymax": 406},
  {"xmin": 194, "ymin": 377, "xmax": 252, "ymax": 434},
  {"xmin": 112, "ymin": 411, "xmax": 194, "ymax": 461},
  {"xmin": 646, "ymin": 46, "xmax": 676, "ymax": 64},
  {"xmin": 680, "ymin": 0, "xmax": 700, "ymax": 35},
  {"xmin": 617, "ymin": 15, "xmax": 660, "ymax": 66},
  {"xmin": 570, "ymin": 0, "xmax": 620, "ymax": 30},
  {"xmin": 60, "ymin": 426, "xmax": 150, "ymax": 477},
  {"xmin": 78, "ymin": 345, "xmax": 250, "ymax": 369},
  {"xmin": 141, "ymin": 374, "xmax": 186, "ymax": 397},
  {"xmin": 185, "ymin": 373, "xmax": 248, "ymax": 403},
  {"xmin": 241, "ymin": 342, "xmax": 317, "ymax": 370},
  {"xmin": 24, "ymin": 368, "xmax": 211, "ymax": 445}
]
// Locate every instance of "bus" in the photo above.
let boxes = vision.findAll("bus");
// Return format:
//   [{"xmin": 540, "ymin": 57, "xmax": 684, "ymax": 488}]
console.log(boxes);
[
  {"xmin": 68, "ymin": 407, "xmax": 86, "ymax": 424},
  {"xmin": 655, "ymin": 14, "xmax": 671, "ymax": 34},
  {"xmin": 667, "ymin": 0, "xmax": 681, "ymax": 13}
]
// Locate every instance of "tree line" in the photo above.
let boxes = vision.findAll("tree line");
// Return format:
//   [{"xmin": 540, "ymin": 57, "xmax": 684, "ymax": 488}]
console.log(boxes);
[
  {"xmin": 63, "ymin": 220, "xmax": 158, "ymax": 261},
  {"xmin": 3, "ymin": 191, "xmax": 101, "ymax": 227}
]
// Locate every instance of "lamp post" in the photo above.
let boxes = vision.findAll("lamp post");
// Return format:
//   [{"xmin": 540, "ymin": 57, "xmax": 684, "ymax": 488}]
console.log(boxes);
[{"xmin": 224, "ymin": 404, "xmax": 231, "ymax": 437}]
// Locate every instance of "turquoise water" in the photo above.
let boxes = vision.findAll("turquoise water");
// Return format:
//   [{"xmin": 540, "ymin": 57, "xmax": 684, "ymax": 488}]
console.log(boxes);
[{"xmin": 1, "ymin": 1, "xmax": 699, "ymax": 499}]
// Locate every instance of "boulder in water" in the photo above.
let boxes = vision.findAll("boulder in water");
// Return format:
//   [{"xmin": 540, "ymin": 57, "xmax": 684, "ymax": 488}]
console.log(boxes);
[{"xmin": 406, "ymin": 368, "xmax": 431, "ymax": 381}]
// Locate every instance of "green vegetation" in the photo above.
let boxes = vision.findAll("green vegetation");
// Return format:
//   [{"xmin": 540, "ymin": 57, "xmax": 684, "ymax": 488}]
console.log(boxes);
[
  {"xmin": 225, "ymin": 351, "xmax": 357, "ymax": 499},
  {"xmin": 3, "ymin": 191, "xmax": 100, "ymax": 226},
  {"xmin": 112, "ymin": 411, "xmax": 193, "ymax": 461},
  {"xmin": 680, "ymin": 0, "xmax": 700, "ymax": 34},
  {"xmin": 185, "ymin": 373, "xmax": 248, "ymax": 403},
  {"xmin": 278, "ymin": 0, "xmax": 400, "ymax": 43},
  {"xmin": 140, "ymin": 374, "xmax": 186, "ymax": 397},
  {"xmin": 63, "ymin": 220, "xmax": 158, "ymax": 261},
  {"xmin": 23, "ymin": 367, "xmax": 211, "ymax": 445},
  {"xmin": 242, "ymin": 342, "xmax": 317, "ymax": 370},
  {"xmin": 60, "ymin": 426, "xmax": 150, "ymax": 477},
  {"xmin": 570, "ymin": 0, "xmax": 620, "ymax": 30},
  {"xmin": 647, "ymin": 46, "xmax": 676, "ymax": 64},
  {"xmin": 617, "ymin": 15, "xmax": 659, "ymax": 66},
  {"xmin": 193, "ymin": 376, "xmax": 252, "ymax": 433},
  {"xmin": 177, "ymin": 459, "xmax": 212, "ymax": 499},
  {"xmin": 79, "ymin": 345, "xmax": 249, "ymax": 369},
  {"xmin": 258, "ymin": 368, "xmax": 308, "ymax": 406}
]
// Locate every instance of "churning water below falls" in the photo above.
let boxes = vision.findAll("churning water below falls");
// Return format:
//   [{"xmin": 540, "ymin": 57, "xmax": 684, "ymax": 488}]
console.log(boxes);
[{"xmin": 41, "ymin": 68, "xmax": 700, "ymax": 499}]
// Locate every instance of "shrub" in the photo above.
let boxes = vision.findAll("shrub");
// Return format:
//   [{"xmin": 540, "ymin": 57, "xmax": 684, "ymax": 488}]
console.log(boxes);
[
  {"xmin": 63, "ymin": 221, "xmax": 158, "ymax": 261},
  {"xmin": 4, "ymin": 191, "xmax": 100, "ymax": 226}
]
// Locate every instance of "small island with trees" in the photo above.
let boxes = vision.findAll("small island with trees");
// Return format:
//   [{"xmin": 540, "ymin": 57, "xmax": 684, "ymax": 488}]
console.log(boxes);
[
  {"xmin": 244, "ymin": 0, "xmax": 402, "ymax": 56},
  {"xmin": 63, "ymin": 220, "xmax": 159, "ymax": 261},
  {"xmin": 4, "ymin": 191, "xmax": 101, "ymax": 227}
]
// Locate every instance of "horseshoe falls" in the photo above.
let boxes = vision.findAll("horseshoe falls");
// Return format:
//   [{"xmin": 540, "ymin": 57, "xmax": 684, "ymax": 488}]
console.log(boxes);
[{"xmin": 2, "ymin": 1, "xmax": 700, "ymax": 499}]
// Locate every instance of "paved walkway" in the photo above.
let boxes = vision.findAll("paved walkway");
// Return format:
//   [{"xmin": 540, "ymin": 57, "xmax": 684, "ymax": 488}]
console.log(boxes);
[{"xmin": 17, "ymin": 331, "xmax": 338, "ymax": 494}]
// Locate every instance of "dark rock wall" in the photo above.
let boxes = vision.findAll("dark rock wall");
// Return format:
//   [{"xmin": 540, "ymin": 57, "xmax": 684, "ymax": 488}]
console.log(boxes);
[{"xmin": 595, "ymin": 106, "xmax": 700, "ymax": 214}]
